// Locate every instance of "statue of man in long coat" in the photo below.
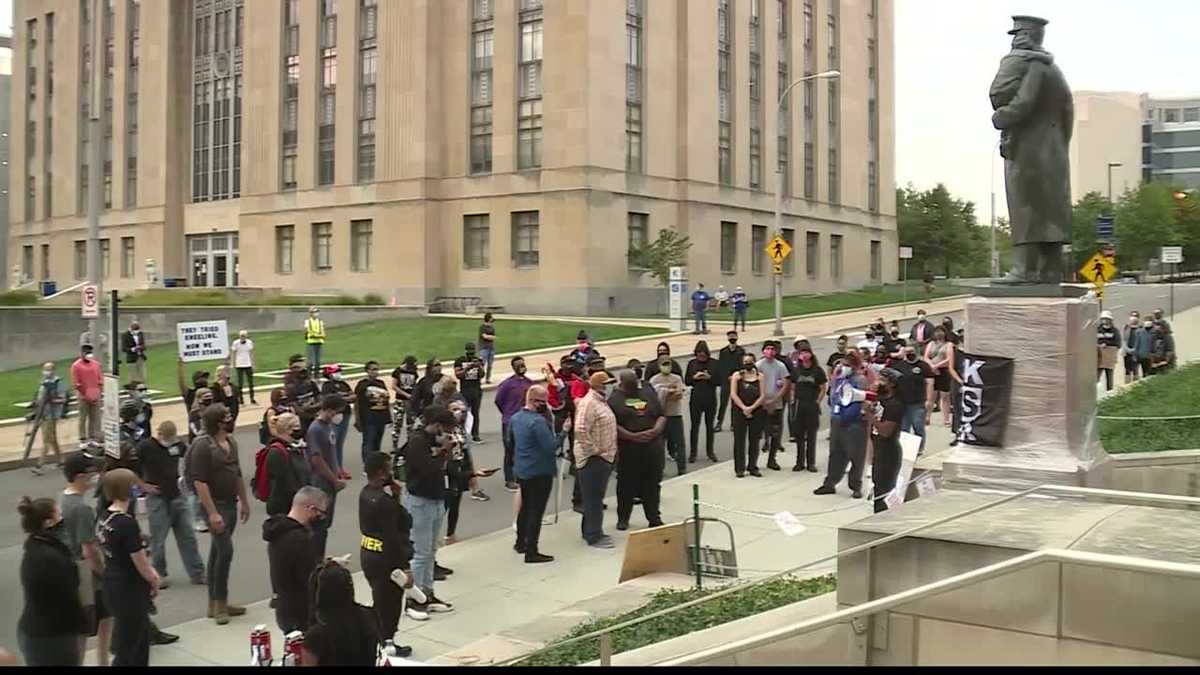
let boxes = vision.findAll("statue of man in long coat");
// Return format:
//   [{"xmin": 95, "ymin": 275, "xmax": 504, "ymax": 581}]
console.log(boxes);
[{"xmin": 990, "ymin": 16, "xmax": 1074, "ymax": 285}]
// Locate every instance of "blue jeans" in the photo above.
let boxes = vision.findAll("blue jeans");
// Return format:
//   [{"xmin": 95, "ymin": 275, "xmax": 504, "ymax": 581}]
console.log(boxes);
[
  {"xmin": 334, "ymin": 414, "xmax": 351, "ymax": 470},
  {"xmin": 693, "ymin": 307, "xmax": 708, "ymax": 333},
  {"xmin": 306, "ymin": 343, "xmax": 323, "ymax": 377},
  {"xmin": 901, "ymin": 403, "xmax": 927, "ymax": 452},
  {"xmin": 361, "ymin": 419, "xmax": 387, "ymax": 466},
  {"xmin": 404, "ymin": 493, "xmax": 445, "ymax": 594},
  {"xmin": 480, "ymin": 347, "xmax": 496, "ymax": 382},
  {"xmin": 733, "ymin": 308, "xmax": 747, "ymax": 331},
  {"xmin": 147, "ymin": 494, "xmax": 206, "ymax": 581}
]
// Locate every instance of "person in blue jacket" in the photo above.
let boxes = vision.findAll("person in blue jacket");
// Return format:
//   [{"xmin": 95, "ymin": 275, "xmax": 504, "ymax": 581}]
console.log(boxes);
[{"xmin": 510, "ymin": 385, "xmax": 570, "ymax": 564}]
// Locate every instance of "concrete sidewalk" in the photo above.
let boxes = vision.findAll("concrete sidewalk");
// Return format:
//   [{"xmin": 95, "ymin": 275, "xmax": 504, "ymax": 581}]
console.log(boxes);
[{"xmin": 5, "ymin": 297, "xmax": 968, "ymax": 469}]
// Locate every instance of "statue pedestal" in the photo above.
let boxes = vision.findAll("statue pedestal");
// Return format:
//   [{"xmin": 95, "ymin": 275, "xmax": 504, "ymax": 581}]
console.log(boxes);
[{"xmin": 941, "ymin": 296, "xmax": 1113, "ymax": 490}]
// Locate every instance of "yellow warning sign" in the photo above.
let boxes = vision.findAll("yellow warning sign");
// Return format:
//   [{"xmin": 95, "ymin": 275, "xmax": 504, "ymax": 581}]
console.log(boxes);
[
  {"xmin": 766, "ymin": 235, "xmax": 792, "ymax": 264},
  {"xmin": 1078, "ymin": 252, "xmax": 1117, "ymax": 287},
  {"xmin": 772, "ymin": 263, "xmax": 784, "ymax": 275}
]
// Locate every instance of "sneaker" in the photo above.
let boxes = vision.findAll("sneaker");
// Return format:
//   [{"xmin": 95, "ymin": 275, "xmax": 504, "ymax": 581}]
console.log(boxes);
[
  {"xmin": 505, "ymin": 481, "xmax": 519, "ymax": 493},
  {"xmin": 749, "ymin": 469, "xmax": 764, "ymax": 478},
  {"xmin": 807, "ymin": 466, "xmax": 819, "ymax": 473},
  {"xmin": 514, "ymin": 542, "xmax": 527, "ymax": 554},
  {"xmin": 425, "ymin": 595, "xmax": 454, "ymax": 613},
  {"xmin": 469, "ymin": 490, "xmax": 491, "ymax": 502},
  {"xmin": 472, "ymin": 437, "xmax": 485, "ymax": 444},
  {"xmin": 688, "ymin": 456, "xmax": 697, "ymax": 464},
  {"xmin": 405, "ymin": 604, "xmax": 430, "ymax": 622},
  {"xmin": 647, "ymin": 519, "xmax": 665, "ymax": 528},
  {"xmin": 813, "ymin": 485, "xmax": 836, "ymax": 495},
  {"xmin": 851, "ymin": 490, "xmax": 863, "ymax": 499},
  {"xmin": 190, "ymin": 576, "xmax": 207, "ymax": 586},
  {"xmin": 525, "ymin": 552, "xmax": 554, "ymax": 564},
  {"xmin": 632, "ymin": 497, "xmax": 643, "ymax": 505},
  {"xmin": 151, "ymin": 629, "xmax": 180, "ymax": 645},
  {"xmin": 766, "ymin": 461, "xmax": 782, "ymax": 471},
  {"xmin": 707, "ymin": 454, "xmax": 719, "ymax": 462},
  {"xmin": 713, "ymin": 425, "xmax": 723, "ymax": 433},
  {"xmin": 616, "ymin": 520, "xmax": 629, "ymax": 531},
  {"xmin": 195, "ymin": 521, "xmax": 209, "ymax": 533},
  {"xmin": 434, "ymin": 568, "xmax": 447, "ymax": 582},
  {"xmin": 384, "ymin": 641, "xmax": 414, "ymax": 659},
  {"xmin": 435, "ymin": 563, "xmax": 454, "ymax": 577},
  {"xmin": 792, "ymin": 465, "xmax": 805, "ymax": 472},
  {"xmin": 541, "ymin": 516, "xmax": 554, "ymax": 526},
  {"xmin": 158, "ymin": 576, "xmax": 171, "ymax": 590},
  {"xmin": 30, "ymin": 466, "xmax": 43, "ymax": 476},
  {"xmin": 736, "ymin": 471, "xmax": 746, "ymax": 478},
  {"xmin": 588, "ymin": 536, "xmax": 616, "ymax": 549}
]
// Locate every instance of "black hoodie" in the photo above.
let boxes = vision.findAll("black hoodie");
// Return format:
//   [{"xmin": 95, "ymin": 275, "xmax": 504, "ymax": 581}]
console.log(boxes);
[{"xmin": 263, "ymin": 515, "xmax": 318, "ymax": 632}]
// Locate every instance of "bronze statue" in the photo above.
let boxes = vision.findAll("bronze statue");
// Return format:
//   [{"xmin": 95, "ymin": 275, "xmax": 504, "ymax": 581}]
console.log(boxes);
[{"xmin": 990, "ymin": 16, "xmax": 1074, "ymax": 285}]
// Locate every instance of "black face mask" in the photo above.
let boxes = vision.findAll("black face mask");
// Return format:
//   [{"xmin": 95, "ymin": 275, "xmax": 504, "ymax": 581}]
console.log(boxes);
[
  {"xmin": 633, "ymin": 367, "xmax": 645, "ymax": 380},
  {"xmin": 514, "ymin": 365, "xmax": 527, "ymax": 376},
  {"xmin": 743, "ymin": 363, "xmax": 755, "ymax": 371},
  {"xmin": 905, "ymin": 353, "xmax": 918, "ymax": 362}
]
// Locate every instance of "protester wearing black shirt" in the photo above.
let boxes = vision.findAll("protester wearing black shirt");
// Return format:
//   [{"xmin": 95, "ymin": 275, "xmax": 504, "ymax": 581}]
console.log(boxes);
[
  {"xmin": 643, "ymin": 342, "xmax": 683, "ymax": 383},
  {"xmin": 139, "ymin": 421, "xmax": 206, "ymax": 586},
  {"xmin": 321, "ymin": 367, "xmax": 356, "ymax": 478},
  {"xmin": 303, "ymin": 561, "xmax": 384, "ymax": 666},
  {"xmin": 264, "ymin": 413, "xmax": 313, "ymax": 517},
  {"xmin": 211, "ymin": 366, "xmax": 241, "ymax": 424},
  {"xmin": 409, "ymin": 360, "xmax": 443, "ymax": 417},
  {"xmin": 177, "ymin": 360, "xmax": 211, "ymax": 411},
  {"xmin": 355, "ymin": 361, "xmax": 394, "ymax": 465},
  {"xmin": 714, "ymin": 331, "xmax": 746, "ymax": 432},
  {"xmin": 454, "ymin": 345, "xmax": 486, "ymax": 442},
  {"xmin": 826, "ymin": 336, "xmax": 850, "ymax": 378},
  {"xmin": 285, "ymin": 358, "xmax": 322, "ymax": 436},
  {"xmin": 17, "ymin": 497, "xmax": 85, "ymax": 666},
  {"xmin": 895, "ymin": 346, "xmax": 935, "ymax": 452},
  {"xmin": 403, "ymin": 406, "xmax": 457, "ymax": 613},
  {"xmin": 609, "ymin": 372, "xmax": 667, "ymax": 530},
  {"xmin": 868, "ymin": 370, "xmax": 905, "ymax": 514},
  {"xmin": 263, "ymin": 486, "xmax": 326, "ymax": 633},
  {"xmin": 97, "ymin": 469, "xmax": 158, "ymax": 667},
  {"xmin": 360, "ymin": 453, "xmax": 416, "ymax": 647},
  {"xmin": 787, "ymin": 341, "xmax": 827, "ymax": 473},
  {"xmin": 685, "ymin": 342, "xmax": 719, "ymax": 462}
]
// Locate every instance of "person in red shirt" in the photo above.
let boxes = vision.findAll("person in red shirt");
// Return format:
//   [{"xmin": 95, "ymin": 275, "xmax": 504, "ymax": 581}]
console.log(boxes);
[{"xmin": 71, "ymin": 345, "xmax": 104, "ymax": 446}]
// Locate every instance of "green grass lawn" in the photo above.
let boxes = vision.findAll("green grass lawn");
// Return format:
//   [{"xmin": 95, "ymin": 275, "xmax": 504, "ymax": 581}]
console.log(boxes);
[
  {"xmin": 517, "ymin": 575, "xmax": 837, "ymax": 666},
  {"xmin": 1098, "ymin": 363, "xmax": 1200, "ymax": 454},
  {"xmin": 707, "ymin": 284, "xmax": 963, "ymax": 322},
  {"xmin": 0, "ymin": 317, "xmax": 661, "ymax": 416}
]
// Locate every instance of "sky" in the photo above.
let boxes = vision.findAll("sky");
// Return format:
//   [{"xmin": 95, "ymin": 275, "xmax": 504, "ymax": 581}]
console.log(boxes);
[{"xmin": 896, "ymin": 0, "xmax": 1199, "ymax": 222}]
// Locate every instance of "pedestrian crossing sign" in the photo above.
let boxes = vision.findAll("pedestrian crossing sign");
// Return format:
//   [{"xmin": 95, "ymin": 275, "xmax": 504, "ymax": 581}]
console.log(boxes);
[
  {"xmin": 1078, "ymin": 252, "xmax": 1116, "ymax": 287},
  {"xmin": 766, "ymin": 235, "xmax": 792, "ymax": 264}
]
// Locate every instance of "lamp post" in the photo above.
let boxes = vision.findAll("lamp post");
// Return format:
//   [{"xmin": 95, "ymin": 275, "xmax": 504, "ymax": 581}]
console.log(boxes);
[
  {"xmin": 772, "ymin": 70, "xmax": 840, "ymax": 337},
  {"xmin": 85, "ymin": 0, "xmax": 106, "ymax": 351},
  {"xmin": 1106, "ymin": 161, "xmax": 1122, "ymax": 203}
]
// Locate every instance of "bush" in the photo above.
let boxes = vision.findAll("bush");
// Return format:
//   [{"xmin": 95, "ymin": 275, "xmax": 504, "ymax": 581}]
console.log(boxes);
[
  {"xmin": 363, "ymin": 293, "xmax": 385, "ymax": 305},
  {"xmin": 517, "ymin": 574, "xmax": 837, "ymax": 666},
  {"xmin": 0, "ymin": 290, "xmax": 41, "ymax": 306}
]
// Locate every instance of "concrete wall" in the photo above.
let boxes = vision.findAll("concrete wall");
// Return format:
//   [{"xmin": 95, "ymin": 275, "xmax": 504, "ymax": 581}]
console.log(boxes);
[
  {"xmin": 0, "ymin": 305, "xmax": 425, "ymax": 369},
  {"xmin": 1109, "ymin": 449, "xmax": 1200, "ymax": 497}
]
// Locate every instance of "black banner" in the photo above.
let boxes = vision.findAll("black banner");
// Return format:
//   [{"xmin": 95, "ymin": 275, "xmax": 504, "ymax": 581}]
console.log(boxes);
[{"xmin": 955, "ymin": 350, "xmax": 1015, "ymax": 447}]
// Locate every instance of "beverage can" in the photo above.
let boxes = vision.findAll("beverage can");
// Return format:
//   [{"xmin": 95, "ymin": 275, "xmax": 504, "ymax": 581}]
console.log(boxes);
[{"xmin": 283, "ymin": 630, "xmax": 305, "ymax": 667}]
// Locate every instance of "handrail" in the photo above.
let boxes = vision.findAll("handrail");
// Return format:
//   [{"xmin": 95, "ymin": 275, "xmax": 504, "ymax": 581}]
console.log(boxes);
[
  {"xmin": 499, "ymin": 485, "xmax": 1200, "ymax": 666},
  {"xmin": 653, "ymin": 548, "xmax": 1200, "ymax": 666},
  {"xmin": 44, "ymin": 280, "xmax": 89, "ymax": 301}
]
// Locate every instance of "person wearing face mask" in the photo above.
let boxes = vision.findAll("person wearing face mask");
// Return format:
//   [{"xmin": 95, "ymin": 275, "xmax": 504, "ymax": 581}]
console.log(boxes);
[
  {"xmin": 96, "ymin": 469, "xmax": 160, "ymax": 666},
  {"xmin": 1122, "ymin": 312, "xmax": 1145, "ymax": 383},
  {"xmin": 59, "ymin": 455, "xmax": 113, "ymax": 665},
  {"xmin": 924, "ymin": 326, "xmax": 956, "ymax": 428},
  {"xmin": 787, "ymin": 339, "xmax": 827, "ymax": 473},
  {"xmin": 644, "ymin": 341, "xmax": 683, "ymax": 384},
  {"xmin": 285, "ymin": 355, "xmax": 323, "ymax": 436},
  {"xmin": 857, "ymin": 328, "xmax": 880, "ymax": 355},
  {"xmin": 177, "ymin": 359, "xmax": 211, "ymax": 410},
  {"xmin": 120, "ymin": 322, "xmax": 150, "ymax": 386},
  {"xmin": 867, "ymin": 369, "xmax": 905, "ymax": 514},
  {"xmin": 685, "ymin": 341, "xmax": 719, "ymax": 463},
  {"xmin": 18, "ymin": 496, "xmax": 85, "ymax": 666},
  {"xmin": 940, "ymin": 317, "xmax": 960, "ymax": 345},
  {"xmin": 495, "ymin": 357, "xmax": 534, "ymax": 492},
  {"xmin": 264, "ymin": 486, "xmax": 328, "ymax": 634},
  {"xmin": 715, "ymin": 331, "xmax": 746, "ymax": 433},
  {"xmin": 410, "ymin": 359, "xmax": 445, "ymax": 420},
  {"xmin": 610, "ymin": 371, "xmax": 667, "ymax": 530},
  {"xmin": 573, "ymin": 372, "xmax": 619, "ymax": 548},
  {"xmin": 321, "ymin": 364, "xmax": 356, "ymax": 480},
  {"xmin": 511, "ymin": 386, "xmax": 571, "ymax": 563},
  {"xmin": 304, "ymin": 306, "xmax": 327, "ymax": 379},
  {"xmin": 814, "ymin": 351, "xmax": 870, "ymax": 498},
  {"xmin": 1096, "ymin": 310, "xmax": 1122, "ymax": 392},
  {"xmin": 454, "ymin": 344, "xmax": 486, "ymax": 442},
  {"xmin": 730, "ymin": 286, "xmax": 749, "ymax": 332},
  {"xmin": 826, "ymin": 335, "xmax": 851, "ymax": 379},
  {"xmin": 650, "ymin": 357, "xmax": 688, "ymax": 476},
  {"xmin": 756, "ymin": 341, "xmax": 792, "ymax": 471},
  {"xmin": 1152, "ymin": 308, "xmax": 1171, "ymax": 333},
  {"xmin": 895, "ymin": 346, "xmax": 935, "ymax": 453},
  {"xmin": 403, "ymin": 405, "xmax": 459, "ymax": 616},
  {"xmin": 212, "ymin": 365, "xmax": 240, "ymax": 424},
  {"xmin": 262, "ymin": 412, "xmax": 312, "ymax": 517},
  {"xmin": 1136, "ymin": 319, "xmax": 1156, "ymax": 379},
  {"xmin": 138, "ymin": 421, "xmax": 206, "ymax": 589},
  {"xmin": 1149, "ymin": 320, "xmax": 1176, "ymax": 376},
  {"xmin": 123, "ymin": 380, "xmax": 154, "ymax": 440},
  {"xmin": 358, "ymin": 454, "xmax": 418, "ymax": 654},
  {"xmin": 355, "ymin": 360, "xmax": 394, "ymax": 465},
  {"xmin": 909, "ymin": 310, "xmax": 936, "ymax": 355},
  {"xmin": 229, "ymin": 329, "xmax": 257, "ymax": 405},
  {"xmin": 729, "ymin": 353, "xmax": 766, "ymax": 477},
  {"xmin": 72, "ymin": 345, "xmax": 104, "ymax": 446},
  {"xmin": 30, "ymin": 362, "xmax": 68, "ymax": 476},
  {"xmin": 305, "ymin": 396, "xmax": 349, "ymax": 560},
  {"xmin": 568, "ymin": 331, "xmax": 601, "ymax": 370},
  {"xmin": 391, "ymin": 356, "xmax": 420, "ymax": 447}
]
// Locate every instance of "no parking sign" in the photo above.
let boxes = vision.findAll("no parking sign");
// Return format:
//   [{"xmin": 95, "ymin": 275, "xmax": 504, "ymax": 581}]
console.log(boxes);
[{"xmin": 81, "ymin": 284, "xmax": 100, "ymax": 319}]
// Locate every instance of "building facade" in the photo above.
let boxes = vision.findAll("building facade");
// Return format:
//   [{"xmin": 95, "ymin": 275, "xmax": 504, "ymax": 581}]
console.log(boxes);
[
  {"xmin": 0, "ymin": 36, "xmax": 11, "ymax": 288},
  {"xmin": 9, "ymin": 0, "xmax": 897, "ymax": 315},
  {"xmin": 1071, "ymin": 91, "xmax": 1200, "ymax": 203}
]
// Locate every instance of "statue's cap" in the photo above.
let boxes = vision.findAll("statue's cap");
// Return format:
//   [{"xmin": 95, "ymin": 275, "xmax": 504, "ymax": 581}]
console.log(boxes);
[{"xmin": 1008, "ymin": 15, "xmax": 1048, "ymax": 34}]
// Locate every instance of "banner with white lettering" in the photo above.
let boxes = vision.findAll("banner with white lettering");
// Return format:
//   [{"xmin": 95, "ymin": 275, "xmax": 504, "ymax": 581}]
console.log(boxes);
[
  {"xmin": 177, "ymin": 320, "xmax": 230, "ymax": 363},
  {"xmin": 954, "ymin": 350, "xmax": 1015, "ymax": 447}
]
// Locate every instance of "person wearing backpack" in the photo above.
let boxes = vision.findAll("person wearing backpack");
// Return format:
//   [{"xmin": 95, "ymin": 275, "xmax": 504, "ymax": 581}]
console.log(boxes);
[
  {"xmin": 256, "ymin": 413, "xmax": 312, "ymax": 518},
  {"xmin": 814, "ymin": 350, "xmax": 871, "ymax": 498}
]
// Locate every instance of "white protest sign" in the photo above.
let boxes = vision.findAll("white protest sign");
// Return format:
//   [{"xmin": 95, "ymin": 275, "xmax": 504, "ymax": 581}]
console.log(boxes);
[
  {"xmin": 177, "ymin": 320, "xmax": 230, "ymax": 363},
  {"xmin": 103, "ymin": 375, "xmax": 121, "ymax": 459},
  {"xmin": 772, "ymin": 511, "xmax": 807, "ymax": 537},
  {"xmin": 884, "ymin": 431, "xmax": 923, "ymax": 510}
]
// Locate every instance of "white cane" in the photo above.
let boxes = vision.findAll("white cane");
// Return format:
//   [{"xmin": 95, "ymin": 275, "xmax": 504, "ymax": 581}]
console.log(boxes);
[{"xmin": 553, "ymin": 436, "xmax": 567, "ymax": 525}]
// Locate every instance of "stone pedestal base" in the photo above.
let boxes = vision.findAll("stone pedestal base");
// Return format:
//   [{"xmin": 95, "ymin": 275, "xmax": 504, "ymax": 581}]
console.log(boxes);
[{"xmin": 941, "ymin": 296, "xmax": 1112, "ymax": 491}]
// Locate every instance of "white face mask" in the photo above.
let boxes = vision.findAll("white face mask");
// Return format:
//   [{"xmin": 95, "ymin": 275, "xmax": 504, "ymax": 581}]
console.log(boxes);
[
  {"xmin": 332, "ymin": 413, "xmax": 345, "ymax": 426},
  {"xmin": 83, "ymin": 353, "xmax": 94, "ymax": 361},
  {"xmin": 331, "ymin": 372, "xmax": 343, "ymax": 381},
  {"xmin": 840, "ymin": 365, "xmax": 854, "ymax": 378}
]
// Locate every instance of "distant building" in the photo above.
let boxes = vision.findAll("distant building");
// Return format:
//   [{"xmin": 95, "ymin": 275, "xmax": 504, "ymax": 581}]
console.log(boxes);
[
  {"xmin": 0, "ymin": 35, "xmax": 11, "ymax": 289},
  {"xmin": 1070, "ymin": 91, "xmax": 1200, "ymax": 202}
]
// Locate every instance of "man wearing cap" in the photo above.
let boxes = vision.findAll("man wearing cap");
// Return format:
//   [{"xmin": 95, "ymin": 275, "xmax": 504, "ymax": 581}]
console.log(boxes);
[
  {"xmin": 730, "ymin": 287, "xmax": 749, "ymax": 332},
  {"xmin": 139, "ymin": 420, "xmax": 207, "ymax": 588},
  {"xmin": 176, "ymin": 359, "xmax": 211, "ymax": 411},
  {"xmin": 568, "ymin": 331, "xmax": 601, "ymax": 370},
  {"xmin": 303, "ymin": 307, "xmax": 327, "ymax": 379},
  {"xmin": 1096, "ymin": 310, "xmax": 1121, "ymax": 392},
  {"xmin": 59, "ymin": 453, "xmax": 113, "ymax": 665},
  {"xmin": 867, "ymin": 368, "xmax": 905, "ymax": 514},
  {"xmin": 990, "ymin": 15, "xmax": 1073, "ymax": 285},
  {"xmin": 573, "ymin": 371, "xmax": 618, "ymax": 548},
  {"xmin": 454, "ymin": 343, "xmax": 486, "ymax": 442}
]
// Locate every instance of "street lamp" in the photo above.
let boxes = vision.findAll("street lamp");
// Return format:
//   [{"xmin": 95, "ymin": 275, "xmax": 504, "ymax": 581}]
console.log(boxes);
[
  {"xmin": 1106, "ymin": 162, "xmax": 1122, "ymax": 203},
  {"xmin": 772, "ymin": 70, "xmax": 840, "ymax": 337}
]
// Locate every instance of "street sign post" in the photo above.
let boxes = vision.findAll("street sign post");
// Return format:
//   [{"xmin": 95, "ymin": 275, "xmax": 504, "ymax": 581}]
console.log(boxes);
[
  {"xmin": 667, "ymin": 267, "xmax": 688, "ymax": 332},
  {"xmin": 1161, "ymin": 246, "xmax": 1184, "ymax": 320},
  {"xmin": 81, "ymin": 284, "xmax": 100, "ymax": 319},
  {"xmin": 1095, "ymin": 215, "xmax": 1114, "ymax": 241},
  {"xmin": 765, "ymin": 236, "xmax": 793, "ymax": 337},
  {"xmin": 1078, "ymin": 252, "xmax": 1117, "ymax": 310},
  {"xmin": 898, "ymin": 247, "xmax": 913, "ymax": 316}
]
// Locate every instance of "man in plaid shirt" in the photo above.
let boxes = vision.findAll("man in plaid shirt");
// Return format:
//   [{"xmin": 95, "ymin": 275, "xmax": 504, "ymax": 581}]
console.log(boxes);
[{"xmin": 572, "ymin": 372, "xmax": 618, "ymax": 549}]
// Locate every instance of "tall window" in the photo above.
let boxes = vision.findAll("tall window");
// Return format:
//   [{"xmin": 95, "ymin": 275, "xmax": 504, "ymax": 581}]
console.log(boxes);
[
  {"xmin": 78, "ymin": 0, "xmax": 92, "ymax": 215},
  {"xmin": 517, "ymin": 0, "xmax": 543, "ymax": 170},
  {"xmin": 312, "ymin": 222, "xmax": 333, "ymax": 271},
  {"xmin": 720, "ymin": 221, "xmax": 737, "ymax": 273},
  {"xmin": 43, "ymin": 13, "xmax": 55, "ymax": 219},
  {"xmin": 717, "ymin": 0, "xmax": 733, "ymax": 185},
  {"xmin": 830, "ymin": 233, "xmax": 842, "ymax": 280},
  {"xmin": 751, "ymin": 224, "xmax": 767, "ymax": 274},
  {"xmin": 100, "ymin": 238, "xmax": 111, "ymax": 278},
  {"xmin": 102, "ymin": 0, "xmax": 113, "ymax": 210},
  {"xmin": 627, "ymin": 212, "xmax": 648, "ymax": 269},
  {"xmin": 25, "ymin": 18, "xmax": 37, "ymax": 221},
  {"xmin": 470, "ymin": 0, "xmax": 494, "ymax": 174},
  {"xmin": 125, "ymin": 0, "xmax": 139, "ymax": 208},
  {"xmin": 275, "ymin": 225, "xmax": 295, "ymax": 274},
  {"xmin": 120, "ymin": 236, "xmax": 135, "ymax": 278},
  {"xmin": 805, "ymin": 231, "xmax": 818, "ymax": 279},
  {"xmin": 74, "ymin": 240, "xmax": 87, "ymax": 280},
  {"xmin": 782, "ymin": 228, "xmax": 795, "ymax": 276},
  {"xmin": 351, "ymin": 220, "xmax": 372, "ymax": 272},
  {"xmin": 356, "ymin": 0, "xmax": 377, "ymax": 182},
  {"xmin": 826, "ymin": 1, "xmax": 839, "ymax": 204},
  {"xmin": 777, "ymin": 0, "xmax": 790, "ymax": 197},
  {"xmin": 282, "ymin": 0, "xmax": 300, "ymax": 189},
  {"xmin": 463, "ymin": 214, "xmax": 490, "ymax": 269},
  {"xmin": 40, "ymin": 244, "xmax": 51, "ymax": 280},
  {"xmin": 625, "ymin": 0, "xmax": 643, "ymax": 173},
  {"xmin": 21, "ymin": 246, "xmax": 33, "ymax": 282},
  {"xmin": 749, "ymin": 0, "xmax": 762, "ymax": 190},
  {"xmin": 869, "ymin": 240, "xmax": 881, "ymax": 281},
  {"xmin": 512, "ymin": 211, "xmax": 540, "ymax": 267},
  {"xmin": 802, "ymin": 0, "xmax": 816, "ymax": 200},
  {"xmin": 866, "ymin": 1, "xmax": 879, "ymax": 212},
  {"xmin": 192, "ymin": 0, "xmax": 244, "ymax": 202},
  {"xmin": 318, "ymin": 0, "xmax": 338, "ymax": 186}
]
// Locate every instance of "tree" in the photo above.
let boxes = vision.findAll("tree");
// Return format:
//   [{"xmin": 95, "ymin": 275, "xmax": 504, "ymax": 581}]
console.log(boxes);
[
  {"xmin": 896, "ymin": 184, "xmax": 991, "ymax": 277},
  {"xmin": 1070, "ymin": 191, "xmax": 1110, "ymax": 271},
  {"xmin": 1114, "ymin": 182, "xmax": 1179, "ymax": 269},
  {"xmin": 627, "ymin": 229, "xmax": 694, "ymax": 287}
]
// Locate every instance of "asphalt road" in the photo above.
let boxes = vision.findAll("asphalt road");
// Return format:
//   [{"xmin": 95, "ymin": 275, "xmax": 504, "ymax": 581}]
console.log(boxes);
[{"xmin": 2, "ymin": 282, "xmax": 1196, "ymax": 654}]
